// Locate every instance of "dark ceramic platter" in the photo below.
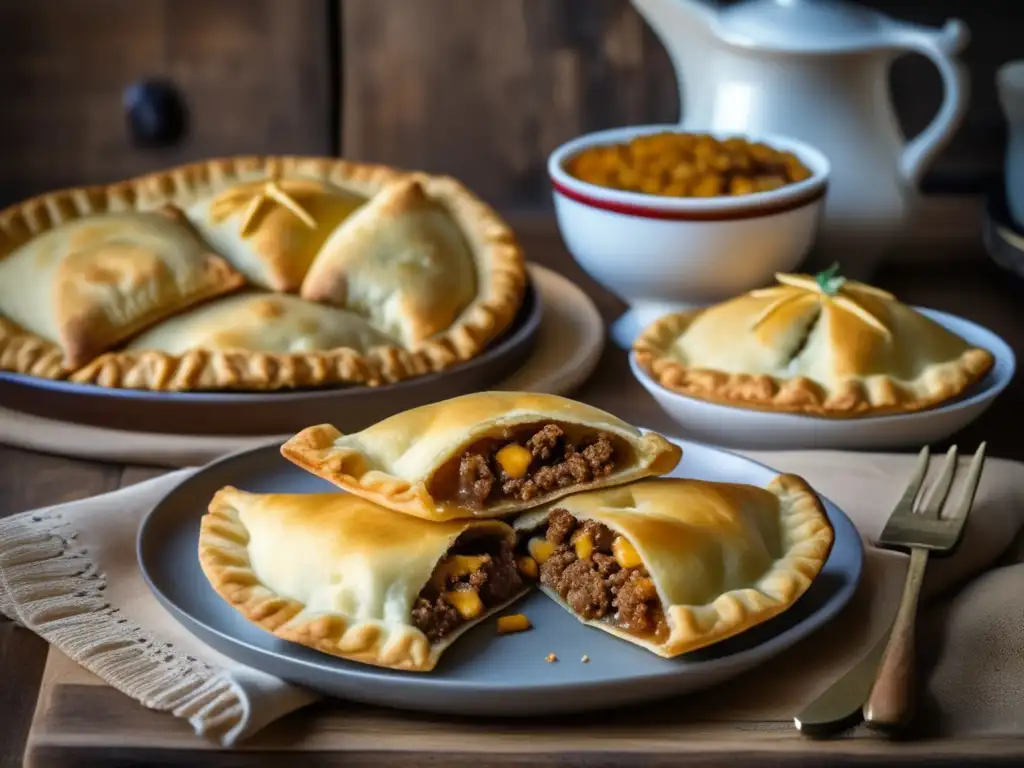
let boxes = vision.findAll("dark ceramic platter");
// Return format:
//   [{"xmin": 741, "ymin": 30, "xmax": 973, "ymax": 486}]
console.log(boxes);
[
  {"xmin": 0, "ymin": 281, "xmax": 541, "ymax": 436},
  {"xmin": 138, "ymin": 439, "xmax": 863, "ymax": 717}
]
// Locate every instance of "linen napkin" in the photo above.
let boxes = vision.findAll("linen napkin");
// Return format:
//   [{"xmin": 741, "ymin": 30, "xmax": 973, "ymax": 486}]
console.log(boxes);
[{"xmin": 2, "ymin": 449, "xmax": 1023, "ymax": 745}]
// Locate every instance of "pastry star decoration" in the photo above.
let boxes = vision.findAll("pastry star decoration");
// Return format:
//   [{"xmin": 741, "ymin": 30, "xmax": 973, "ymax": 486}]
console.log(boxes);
[
  {"xmin": 211, "ymin": 177, "xmax": 318, "ymax": 237},
  {"xmin": 238, "ymin": 180, "xmax": 317, "ymax": 236},
  {"xmin": 749, "ymin": 263, "xmax": 894, "ymax": 340}
]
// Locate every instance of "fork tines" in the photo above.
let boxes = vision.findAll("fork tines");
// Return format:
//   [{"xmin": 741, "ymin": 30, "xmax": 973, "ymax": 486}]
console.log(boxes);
[{"xmin": 876, "ymin": 443, "xmax": 986, "ymax": 553}]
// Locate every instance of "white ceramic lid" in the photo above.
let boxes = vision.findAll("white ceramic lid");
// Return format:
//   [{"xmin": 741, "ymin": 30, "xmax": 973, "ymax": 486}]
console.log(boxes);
[{"xmin": 713, "ymin": 0, "xmax": 921, "ymax": 53}]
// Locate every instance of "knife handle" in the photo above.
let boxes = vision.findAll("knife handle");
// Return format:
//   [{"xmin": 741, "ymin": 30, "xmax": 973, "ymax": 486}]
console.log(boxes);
[{"xmin": 863, "ymin": 545, "xmax": 929, "ymax": 731}]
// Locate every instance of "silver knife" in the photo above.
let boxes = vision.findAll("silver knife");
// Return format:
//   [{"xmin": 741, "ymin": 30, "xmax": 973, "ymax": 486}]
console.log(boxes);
[{"xmin": 793, "ymin": 626, "xmax": 891, "ymax": 736}]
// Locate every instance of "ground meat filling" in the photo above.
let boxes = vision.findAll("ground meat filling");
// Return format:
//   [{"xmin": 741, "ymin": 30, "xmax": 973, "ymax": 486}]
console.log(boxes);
[
  {"xmin": 455, "ymin": 424, "xmax": 617, "ymax": 507},
  {"xmin": 411, "ymin": 538, "xmax": 523, "ymax": 643},
  {"xmin": 538, "ymin": 509, "xmax": 668, "ymax": 640}
]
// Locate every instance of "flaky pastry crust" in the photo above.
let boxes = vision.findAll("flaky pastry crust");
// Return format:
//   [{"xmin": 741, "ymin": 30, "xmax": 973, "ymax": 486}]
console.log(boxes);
[
  {"xmin": 280, "ymin": 392, "xmax": 683, "ymax": 521},
  {"xmin": 514, "ymin": 473, "xmax": 834, "ymax": 657},
  {"xmin": 198, "ymin": 486, "xmax": 526, "ymax": 672},
  {"xmin": 0, "ymin": 318, "xmax": 67, "ymax": 379},
  {"xmin": 633, "ymin": 273, "xmax": 995, "ymax": 418}
]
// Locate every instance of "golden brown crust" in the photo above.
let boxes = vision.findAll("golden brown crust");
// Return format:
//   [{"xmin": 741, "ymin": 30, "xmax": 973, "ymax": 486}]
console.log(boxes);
[
  {"xmin": 198, "ymin": 486, "xmax": 525, "ymax": 671},
  {"xmin": 280, "ymin": 393, "xmax": 683, "ymax": 521},
  {"xmin": 55, "ymin": 205, "xmax": 247, "ymax": 369},
  {"xmin": 69, "ymin": 346, "xmax": 379, "ymax": 390},
  {"xmin": 0, "ymin": 156, "xmax": 526, "ymax": 391},
  {"xmin": 0, "ymin": 318, "xmax": 68, "ymax": 379},
  {"xmin": 130, "ymin": 155, "xmax": 408, "ymax": 208},
  {"xmin": 633, "ymin": 308, "xmax": 996, "ymax": 418},
  {"xmin": 198, "ymin": 495, "xmax": 306, "ymax": 633},
  {"xmin": 197, "ymin": 490, "xmax": 429, "ymax": 671},
  {"xmin": 514, "ymin": 473, "xmax": 834, "ymax": 658},
  {"xmin": 654, "ymin": 473, "xmax": 834, "ymax": 656},
  {"xmin": 416, "ymin": 174, "xmax": 526, "ymax": 361},
  {"xmin": 68, "ymin": 312, "xmax": 504, "ymax": 391}
]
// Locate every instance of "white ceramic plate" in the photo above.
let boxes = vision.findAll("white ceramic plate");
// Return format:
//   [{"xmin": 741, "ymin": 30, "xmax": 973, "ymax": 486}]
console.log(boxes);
[
  {"xmin": 632, "ymin": 308, "xmax": 1015, "ymax": 450},
  {"xmin": 139, "ymin": 437, "xmax": 861, "ymax": 716}
]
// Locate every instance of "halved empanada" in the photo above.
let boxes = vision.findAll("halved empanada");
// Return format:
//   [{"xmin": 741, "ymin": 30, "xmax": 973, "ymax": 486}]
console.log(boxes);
[
  {"xmin": 280, "ymin": 392, "xmax": 682, "ymax": 521},
  {"xmin": 514, "ymin": 475, "xmax": 834, "ymax": 657},
  {"xmin": 300, "ymin": 177, "xmax": 477, "ymax": 346},
  {"xmin": 0, "ymin": 205, "xmax": 243, "ymax": 369},
  {"xmin": 199, "ymin": 486, "xmax": 531, "ymax": 672}
]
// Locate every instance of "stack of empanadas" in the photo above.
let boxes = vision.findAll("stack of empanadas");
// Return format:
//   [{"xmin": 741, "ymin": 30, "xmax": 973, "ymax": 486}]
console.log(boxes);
[{"xmin": 198, "ymin": 392, "xmax": 834, "ymax": 672}]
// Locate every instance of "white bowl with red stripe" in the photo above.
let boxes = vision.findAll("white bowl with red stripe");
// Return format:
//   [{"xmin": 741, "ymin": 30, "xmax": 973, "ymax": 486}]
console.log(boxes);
[{"xmin": 548, "ymin": 124, "xmax": 830, "ymax": 348}]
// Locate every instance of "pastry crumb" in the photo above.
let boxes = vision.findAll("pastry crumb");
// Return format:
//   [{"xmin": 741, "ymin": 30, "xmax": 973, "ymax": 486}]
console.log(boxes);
[
  {"xmin": 545, "ymin": 653, "xmax": 558, "ymax": 663},
  {"xmin": 581, "ymin": 654, "xmax": 590, "ymax": 663}
]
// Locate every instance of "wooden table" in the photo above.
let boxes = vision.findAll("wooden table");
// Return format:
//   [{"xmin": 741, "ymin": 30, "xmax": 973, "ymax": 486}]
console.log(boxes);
[{"xmin": 2, "ymin": 220, "xmax": 1022, "ymax": 767}]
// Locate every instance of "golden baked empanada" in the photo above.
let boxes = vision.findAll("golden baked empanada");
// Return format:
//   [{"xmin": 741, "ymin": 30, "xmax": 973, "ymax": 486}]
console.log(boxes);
[
  {"xmin": 122, "ymin": 291, "xmax": 394, "ymax": 354},
  {"xmin": 280, "ymin": 392, "xmax": 682, "ymax": 521},
  {"xmin": 300, "ymin": 177, "xmax": 477, "ymax": 346},
  {"xmin": 634, "ymin": 267, "xmax": 994, "ymax": 417},
  {"xmin": 514, "ymin": 475, "xmax": 833, "ymax": 657},
  {"xmin": 199, "ymin": 487, "xmax": 530, "ymax": 672},
  {"xmin": 195, "ymin": 177, "xmax": 367, "ymax": 292},
  {"xmin": 0, "ymin": 204, "xmax": 243, "ymax": 370},
  {"xmin": 70, "ymin": 292, "xmax": 396, "ymax": 390}
]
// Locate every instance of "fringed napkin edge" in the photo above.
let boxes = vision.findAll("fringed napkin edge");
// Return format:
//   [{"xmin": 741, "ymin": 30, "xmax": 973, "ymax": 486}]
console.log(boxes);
[{"xmin": 0, "ymin": 507, "xmax": 251, "ymax": 744}]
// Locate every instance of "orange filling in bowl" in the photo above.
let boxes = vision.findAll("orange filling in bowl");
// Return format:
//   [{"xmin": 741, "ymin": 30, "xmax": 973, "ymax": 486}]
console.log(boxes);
[{"xmin": 565, "ymin": 132, "xmax": 813, "ymax": 198}]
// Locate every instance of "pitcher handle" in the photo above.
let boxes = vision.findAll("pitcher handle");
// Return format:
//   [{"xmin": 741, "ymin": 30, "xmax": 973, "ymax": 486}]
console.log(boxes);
[{"xmin": 895, "ymin": 20, "xmax": 971, "ymax": 187}]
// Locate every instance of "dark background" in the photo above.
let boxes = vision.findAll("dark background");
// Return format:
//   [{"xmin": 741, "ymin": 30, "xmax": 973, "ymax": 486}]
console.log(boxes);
[{"xmin": 0, "ymin": 0, "xmax": 1016, "ymax": 211}]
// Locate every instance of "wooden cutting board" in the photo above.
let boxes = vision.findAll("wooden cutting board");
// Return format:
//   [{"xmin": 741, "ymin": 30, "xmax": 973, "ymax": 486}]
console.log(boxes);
[{"xmin": 25, "ymin": 648, "xmax": 1024, "ymax": 767}]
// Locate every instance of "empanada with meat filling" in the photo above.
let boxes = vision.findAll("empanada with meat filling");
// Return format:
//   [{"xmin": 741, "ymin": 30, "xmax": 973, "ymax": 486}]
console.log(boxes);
[
  {"xmin": 514, "ymin": 475, "xmax": 834, "ymax": 657},
  {"xmin": 280, "ymin": 392, "xmax": 682, "ymax": 521},
  {"xmin": 199, "ymin": 486, "xmax": 532, "ymax": 672}
]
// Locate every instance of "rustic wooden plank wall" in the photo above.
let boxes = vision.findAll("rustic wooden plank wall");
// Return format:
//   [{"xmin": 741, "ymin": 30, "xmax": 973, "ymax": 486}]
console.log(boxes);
[
  {"xmin": 0, "ymin": 0, "xmax": 1016, "ymax": 210},
  {"xmin": 0, "ymin": 0, "xmax": 332, "ymax": 207},
  {"xmin": 340, "ymin": 0, "xmax": 678, "ymax": 208}
]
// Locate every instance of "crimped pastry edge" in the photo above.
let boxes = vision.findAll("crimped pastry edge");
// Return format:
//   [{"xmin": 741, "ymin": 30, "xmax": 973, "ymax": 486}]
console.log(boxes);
[
  {"xmin": 0, "ymin": 155, "xmax": 527, "ymax": 391},
  {"xmin": 197, "ymin": 485, "xmax": 525, "ymax": 672},
  {"xmin": 633, "ymin": 309, "xmax": 996, "ymax": 418},
  {"xmin": 279, "ymin": 421, "xmax": 683, "ymax": 522},
  {"xmin": 515, "ymin": 473, "xmax": 835, "ymax": 658},
  {"xmin": 662, "ymin": 473, "xmax": 834, "ymax": 657},
  {"xmin": 0, "ymin": 317, "xmax": 68, "ymax": 380}
]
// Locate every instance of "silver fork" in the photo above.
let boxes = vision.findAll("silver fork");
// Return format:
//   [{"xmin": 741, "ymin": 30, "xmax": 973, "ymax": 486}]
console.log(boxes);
[
  {"xmin": 795, "ymin": 443, "xmax": 987, "ymax": 736},
  {"xmin": 864, "ymin": 442, "xmax": 986, "ymax": 731}
]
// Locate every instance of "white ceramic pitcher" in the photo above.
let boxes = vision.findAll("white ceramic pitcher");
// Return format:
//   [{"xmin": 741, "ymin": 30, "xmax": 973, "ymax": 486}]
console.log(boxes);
[{"xmin": 631, "ymin": 0, "xmax": 970, "ymax": 278}]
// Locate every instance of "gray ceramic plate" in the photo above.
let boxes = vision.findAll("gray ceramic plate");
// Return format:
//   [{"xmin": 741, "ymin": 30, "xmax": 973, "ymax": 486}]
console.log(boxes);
[
  {"xmin": 138, "ymin": 438, "xmax": 862, "ymax": 717},
  {"xmin": 0, "ymin": 277, "xmax": 541, "ymax": 436}
]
